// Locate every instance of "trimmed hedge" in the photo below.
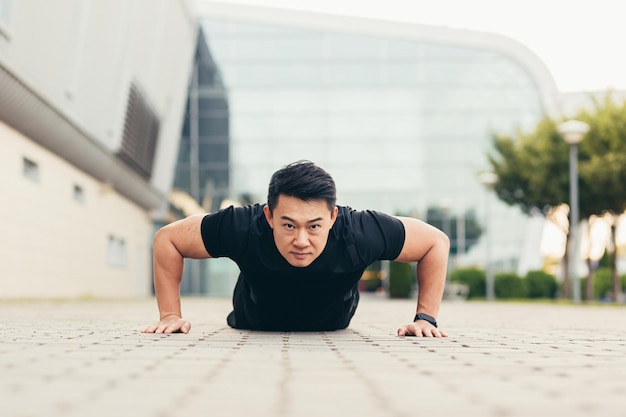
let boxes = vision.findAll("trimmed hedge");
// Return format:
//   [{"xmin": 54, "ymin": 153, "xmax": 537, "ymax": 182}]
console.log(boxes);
[
  {"xmin": 581, "ymin": 268, "xmax": 626, "ymax": 300},
  {"xmin": 388, "ymin": 261, "xmax": 413, "ymax": 299},
  {"xmin": 494, "ymin": 272, "xmax": 528, "ymax": 299},
  {"xmin": 525, "ymin": 270, "xmax": 558, "ymax": 299},
  {"xmin": 450, "ymin": 267, "xmax": 486, "ymax": 299}
]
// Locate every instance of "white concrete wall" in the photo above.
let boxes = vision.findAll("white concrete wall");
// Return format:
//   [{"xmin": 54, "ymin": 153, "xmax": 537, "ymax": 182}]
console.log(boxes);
[
  {"xmin": 0, "ymin": 1, "xmax": 198, "ymax": 298},
  {"xmin": 0, "ymin": 0, "xmax": 197, "ymax": 195},
  {"xmin": 0, "ymin": 121, "xmax": 153, "ymax": 298}
]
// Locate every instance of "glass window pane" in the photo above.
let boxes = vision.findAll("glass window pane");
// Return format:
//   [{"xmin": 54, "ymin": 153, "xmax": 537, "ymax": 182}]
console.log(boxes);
[
  {"xmin": 0, "ymin": 0, "xmax": 12, "ymax": 27},
  {"xmin": 325, "ymin": 33, "xmax": 382, "ymax": 60},
  {"xmin": 327, "ymin": 63, "xmax": 382, "ymax": 86},
  {"xmin": 385, "ymin": 63, "xmax": 420, "ymax": 85},
  {"xmin": 271, "ymin": 115, "xmax": 327, "ymax": 138},
  {"xmin": 22, "ymin": 157, "xmax": 39, "ymax": 181},
  {"xmin": 271, "ymin": 64, "xmax": 324, "ymax": 86},
  {"xmin": 270, "ymin": 91, "xmax": 325, "ymax": 114}
]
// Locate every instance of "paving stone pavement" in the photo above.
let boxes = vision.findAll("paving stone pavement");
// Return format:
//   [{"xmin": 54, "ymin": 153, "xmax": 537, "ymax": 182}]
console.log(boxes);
[{"xmin": 1, "ymin": 295, "xmax": 626, "ymax": 417}]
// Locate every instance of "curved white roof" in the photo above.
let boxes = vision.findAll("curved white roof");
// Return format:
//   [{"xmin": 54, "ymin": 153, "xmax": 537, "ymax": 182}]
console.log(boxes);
[{"xmin": 197, "ymin": 1, "xmax": 559, "ymax": 115}]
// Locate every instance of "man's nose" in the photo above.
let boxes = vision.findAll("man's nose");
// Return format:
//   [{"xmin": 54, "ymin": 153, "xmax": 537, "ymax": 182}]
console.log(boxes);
[{"xmin": 293, "ymin": 229, "xmax": 309, "ymax": 247}]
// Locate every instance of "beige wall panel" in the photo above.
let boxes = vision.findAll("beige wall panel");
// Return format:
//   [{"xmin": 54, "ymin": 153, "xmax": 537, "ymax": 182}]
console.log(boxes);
[{"xmin": 0, "ymin": 121, "xmax": 152, "ymax": 298}]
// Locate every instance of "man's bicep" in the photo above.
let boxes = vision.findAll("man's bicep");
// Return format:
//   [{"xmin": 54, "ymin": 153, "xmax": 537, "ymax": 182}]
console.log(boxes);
[
  {"xmin": 393, "ymin": 217, "xmax": 449, "ymax": 263},
  {"xmin": 161, "ymin": 214, "xmax": 212, "ymax": 259}
]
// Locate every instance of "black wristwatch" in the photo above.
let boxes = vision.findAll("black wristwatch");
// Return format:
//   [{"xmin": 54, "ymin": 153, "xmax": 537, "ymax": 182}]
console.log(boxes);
[{"xmin": 414, "ymin": 313, "xmax": 438, "ymax": 328}]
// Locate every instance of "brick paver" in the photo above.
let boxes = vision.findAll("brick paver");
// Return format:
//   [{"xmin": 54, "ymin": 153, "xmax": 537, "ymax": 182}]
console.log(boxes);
[{"xmin": 1, "ymin": 296, "xmax": 625, "ymax": 417}]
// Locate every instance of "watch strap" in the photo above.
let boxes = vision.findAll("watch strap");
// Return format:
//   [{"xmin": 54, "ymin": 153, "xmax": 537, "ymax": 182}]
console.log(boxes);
[{"xmin": 414, "ymin": 313, "xmax": 438, "ymax": 328}]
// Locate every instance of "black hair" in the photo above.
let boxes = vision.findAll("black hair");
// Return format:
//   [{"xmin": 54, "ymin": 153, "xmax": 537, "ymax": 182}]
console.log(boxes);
[{"xmin": 267, "ymin": 160, "xmax": 336, "ymax": 213}]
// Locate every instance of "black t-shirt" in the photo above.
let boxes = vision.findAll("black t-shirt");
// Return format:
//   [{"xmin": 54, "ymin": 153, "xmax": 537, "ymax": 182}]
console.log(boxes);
[{"xmin": 201, "ymin": 204, "xmax": 405, "ymax": 330}]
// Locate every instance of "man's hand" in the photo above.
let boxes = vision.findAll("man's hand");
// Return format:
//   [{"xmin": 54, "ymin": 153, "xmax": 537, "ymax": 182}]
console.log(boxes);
[
  {"xmin": 397, "ymin": 320, "xmax": 448, "ymax": 338},
  {"xmin": 142, "ymin": 314, "xmax": 191, "ymax": 334}
]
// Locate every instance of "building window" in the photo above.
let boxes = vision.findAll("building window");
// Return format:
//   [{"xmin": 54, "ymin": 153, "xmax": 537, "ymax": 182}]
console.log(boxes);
[
  {"xmin": 107, "ymin": 235, "xmax": 127, "ymax": 268},
  {"xmin": 0, "ymin": 0, "xmax": 13, "ymax": 38},
  {"xmin": 73, "ymin": 184, "xmax": 85, "ymax": 203},
  {"xmin": 22, "ymin": 157, "xmax": 39, "ymax": 182}
]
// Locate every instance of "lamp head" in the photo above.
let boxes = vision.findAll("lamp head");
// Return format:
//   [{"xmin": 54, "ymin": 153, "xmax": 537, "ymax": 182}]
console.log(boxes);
[
  {"xmin": 478, "ymin": 171, "xmax": 498, "ymax": 189},
  {"xmin": 558, "ymin": 119, "xmax": 589, "ymax": 145}
]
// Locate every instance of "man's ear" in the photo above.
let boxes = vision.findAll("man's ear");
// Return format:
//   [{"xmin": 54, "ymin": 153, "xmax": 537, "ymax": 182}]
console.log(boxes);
[
  {"xmin": 330, "ymin": 206, "xmax": 338, "ymax": 226},
  {"xmin": 263, "ymin": 205, "xmax": 274, "ymax": 229}
]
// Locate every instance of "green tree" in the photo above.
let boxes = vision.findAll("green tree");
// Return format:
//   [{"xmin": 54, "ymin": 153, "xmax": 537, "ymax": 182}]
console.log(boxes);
[
  {"xmin": 576, "ymin": 93, "xmax": 626, "ymax": 301},
  {"xmin": 489, "ymin": 117, "xmax": 571, "ymax": 214},
  {"xmin": 488, "ymin": 93, "xmax": 626, "ymax": 302},
  {"xmin": 488, "ymin": 116, "xmax": 575, "ymax": 297}
]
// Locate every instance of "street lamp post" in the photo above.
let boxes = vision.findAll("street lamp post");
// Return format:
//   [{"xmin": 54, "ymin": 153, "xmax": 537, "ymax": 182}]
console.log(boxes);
[
  {"xmin": 557, "ymin": 119, "xmax": 589, "ymax": 304},
  {"xmin": 478, "ymin": 171, "xmax": 498, "ymax": 301}
]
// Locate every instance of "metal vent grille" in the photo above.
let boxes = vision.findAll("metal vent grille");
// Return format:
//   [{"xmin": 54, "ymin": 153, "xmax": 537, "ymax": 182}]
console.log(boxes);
[{"xmin": 117, "ymin": 83, "xmax": 160, "ymax": 179}]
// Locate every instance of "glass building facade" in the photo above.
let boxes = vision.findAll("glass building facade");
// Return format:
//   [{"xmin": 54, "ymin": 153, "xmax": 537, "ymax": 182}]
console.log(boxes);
[
  {"xmin": 183, "ymin": 7, "xmax": 557, "ymax": 293},
  {"xmin": 171, "ymin": 29, "xmax": 232, "ymax": 295},
  {"xmin": 174, "ymin": 28, "xmax": 230, "ymax": 217}
]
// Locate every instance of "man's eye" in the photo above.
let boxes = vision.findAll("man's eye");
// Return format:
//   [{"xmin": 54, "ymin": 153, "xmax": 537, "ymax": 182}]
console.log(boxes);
[
  {"xmin": 310, "ymin": 224, "xmax": 320, "ymax": 230},
  {"xmin": 284, "ymin": 224, "xmax": 295, "ymax": 229}
]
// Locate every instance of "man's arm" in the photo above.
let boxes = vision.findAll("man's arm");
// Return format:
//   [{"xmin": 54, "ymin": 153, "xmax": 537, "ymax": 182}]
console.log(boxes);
[
  {"xmin": 393, "ymin": 217, "xmax": 450, "ymax": 338},
  {"xmin": 141, "ymin": 214, "xmax": 211, "ymax": 334}
]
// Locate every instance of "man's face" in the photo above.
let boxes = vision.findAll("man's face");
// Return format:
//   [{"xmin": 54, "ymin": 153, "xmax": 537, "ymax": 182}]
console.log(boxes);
[{"xmin": 263, "ymin": 195, "xmax": 338, "ymax": 267}]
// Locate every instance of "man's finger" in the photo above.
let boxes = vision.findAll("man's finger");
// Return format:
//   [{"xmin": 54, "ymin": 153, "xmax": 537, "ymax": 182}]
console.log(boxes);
[
  {"xmin": 141, "ymin": 325, "xmax": 157, "ymax": 333},
  {"xmin": 164, "ymin": 323, "xmax": 181, "ymax": 334},
  {"xmin": 164, "ymin": 321, "xmax": 190, "ymax": 334},
  {"xmin": 398, "ymin": 322, "xmax": 449, "ymax": 338},
  {"xmin": 412, "ymin": 323, "xmax": 429, "ymax": 337},
  {"xmin": 398, "ymin": 326, "xmax": 414, "ymax": 336},
  {"xmin": 181, "ymin": 322, "xmax": 191, "ymax": 333},
  {"xmin": 421, "ymin": 327, "xmax": 434, "ymax": 337},
  {"xmin": 398, "ymin": 325, "xmax": 418, "ymax": 336}
]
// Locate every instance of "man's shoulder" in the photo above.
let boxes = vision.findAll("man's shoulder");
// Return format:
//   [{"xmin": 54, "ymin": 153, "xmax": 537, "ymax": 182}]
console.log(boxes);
[
  {"xmin": 201, "ymin": 203, "xmax": 268, "ymax": 258},
  {"xmin": 334, "ymin": 206, "xmax": 403, "ymax": 236},
  {"xmin": 207, "ymin": 203, "xmax": 265, "ymax": 218},
  {"xmin": 336, "ymin": 206, "xmax": 398, "ymax": 223},
  {"xmin": 203, "ymin": 203, "xmax": 267, "ymax": 234},
  {"xmin": 332, "ymin": 206, "xmax": 405, "ymax": 262}
]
